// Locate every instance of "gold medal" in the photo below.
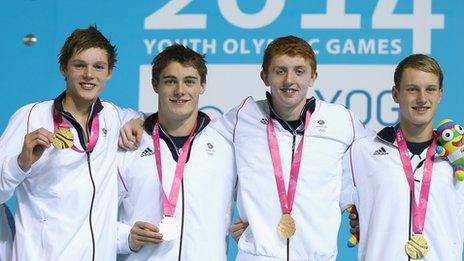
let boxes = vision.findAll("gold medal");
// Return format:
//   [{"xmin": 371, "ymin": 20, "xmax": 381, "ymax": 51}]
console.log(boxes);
[
  {"xmin": 277, "ymin": 214, "xmax": 296, "ymax": 239},
  {"xmin": 53, "ymin": 128, "xmax": 74, "ymax": 149},
  {"xmin": 405, "ymin": 234, "xmax": 428, "ymax": 259}
]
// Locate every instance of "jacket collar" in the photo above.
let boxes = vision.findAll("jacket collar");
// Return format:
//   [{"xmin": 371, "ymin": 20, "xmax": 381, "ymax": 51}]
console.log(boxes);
[
  {"xmin": 265, "ymin": 91, "xmax": 316, "ymax": 134},
  {"xmin": 53, "ymin": 91, "xmax": 103, "ymax": 120},
  {"xmin": 377, "ymin": 124, "xmax": 437, "ymax": 147},
  {"xmin": 143, "ymin": 111, "xmax": 210, "ymax": 136},
  {"xmin": 143, "ymin": 111, "xmax": 210, "ymax": 162},
  {"xmin": 376, "ymin": 124, "xmax": 399, "ymax": 145}
]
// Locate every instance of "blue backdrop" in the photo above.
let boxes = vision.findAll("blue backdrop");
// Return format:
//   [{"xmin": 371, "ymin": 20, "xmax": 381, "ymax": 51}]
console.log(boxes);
[{"xmin": 1, "ymin": 1, "xmax": 463, "ymax": 260}]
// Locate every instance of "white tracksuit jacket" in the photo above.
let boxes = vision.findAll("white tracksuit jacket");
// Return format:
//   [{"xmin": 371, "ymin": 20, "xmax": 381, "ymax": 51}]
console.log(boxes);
[
  {"xmin": 0, "ymin": 92, "xmax": 137, "ymax": 261},
  {"xmin": 117, "ymin": 113, "xmax": 236, "ymax": 261},
  {"xmin": 213, "ymin": 95, "xmax": 370, "ymax": 261},
  {"xmin": 0, "ymin": 204, "xmax": 13, "ymax": 261},
  {"xmin": 344, "ymin": 126, "xmax": 464, "ymax": 261}
]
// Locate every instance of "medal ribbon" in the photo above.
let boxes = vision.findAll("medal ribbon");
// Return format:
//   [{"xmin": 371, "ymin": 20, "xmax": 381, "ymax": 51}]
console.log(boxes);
[
  {"xmin": 267, "ymin": 111, "xmax": 310, "ymax": 215},
  {"xmin": 152, "ymin": 120, "xmax": 197, "ymax": 217},
  {"xmin": 396, "ymin": 129, "xmax": 436, "ymax": 234},
  {"xmin": 52, "ymin": 108, "xmax": 100, "ymax": 153}
]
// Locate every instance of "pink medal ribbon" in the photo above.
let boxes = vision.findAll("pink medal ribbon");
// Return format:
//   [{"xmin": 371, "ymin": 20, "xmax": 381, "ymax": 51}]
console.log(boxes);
[
  {"xmin": 152, "ymin": 121, "xmax": 197, "ymax": 217},
  {"xmin": 267, "ymin": 111, "xmax": 311, "ymax": 215},
  {"xmin": 52, "ymin": 108, "xmax": 100, "ymax": 153},
  {"xmin": 396, "ymin": 129, "xmax": 436, "ymax": 234}
]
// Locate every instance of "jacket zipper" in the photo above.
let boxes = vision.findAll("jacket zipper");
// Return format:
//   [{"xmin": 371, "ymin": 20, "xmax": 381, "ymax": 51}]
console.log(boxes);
[
  {"xmin": 160, "ymin": 128, "xmax": 187, "ymax": 261},
  {"xmin": 60, "ymin": 103, "xmax": 97, "ymax": 261},
  {"xmin": 178, "ymin": 180, "xmax": 185, "ymax": 261},
  {"xmin": 378, "ymin": 136, "xmax": 412, "ymax": 261},
  {"xmin": 158, "ymin": 119, "xmax": 203, "ymax": 260},
  {"xmin": 86, "ymin": 152, "xmax": 96, "ymax": 261},
  {"xmin": 269, "ymin": 104, "xmax": 300, "ymax": 261},
  {"xmin": 84, "ymin": 106, "xmax": 96, "ymax": 261}
]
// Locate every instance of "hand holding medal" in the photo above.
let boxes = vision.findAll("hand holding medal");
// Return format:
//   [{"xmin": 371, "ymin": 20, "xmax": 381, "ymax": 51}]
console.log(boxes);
[
  {"xmin": 129, "ymin": 221, "xmax": 164, "ymax": 252},
  {"xmin": 17, "ymin": 128, "xmax": 55, "ymax": 172}
]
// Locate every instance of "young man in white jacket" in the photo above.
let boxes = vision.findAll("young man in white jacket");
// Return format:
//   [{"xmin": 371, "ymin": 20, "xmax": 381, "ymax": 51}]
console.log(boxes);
[
  {"xmin": 0, "ymin": 26, "xmax": 138, "ymax": 261},
  {"xmin": 0, "ymin": 204, "xmax": 14, "ymax": 261},
  {"xmin": 213, "ymin": 36, "xmax": 370, "ymax": 260},
  {"xmin": 116, "ymin": 44, "xmax": 236, "ymax": 261},
  {"xmin": 343, "ymin": 54, "xmax": 464, "ymax": 260}
]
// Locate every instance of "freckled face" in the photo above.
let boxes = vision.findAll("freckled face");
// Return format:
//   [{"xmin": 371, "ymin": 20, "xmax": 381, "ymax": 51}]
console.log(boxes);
[{"xmin": 261, "ymin": 55, "xmax": 316, "ymax": 118}]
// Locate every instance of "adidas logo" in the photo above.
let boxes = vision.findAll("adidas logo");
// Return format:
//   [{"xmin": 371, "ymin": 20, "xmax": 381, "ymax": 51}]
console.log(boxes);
[
  {"xmin": 140, "ymin": 147, "xmax": 154, "ymax": 157},
  {"xmin": 373, "ymin": 147, "xmax": 388, "ymax": 155}
]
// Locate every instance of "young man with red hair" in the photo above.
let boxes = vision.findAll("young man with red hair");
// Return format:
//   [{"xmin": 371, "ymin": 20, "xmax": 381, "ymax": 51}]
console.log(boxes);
[{"xmin": 214, "ymin": 35, "xmax": 370, "ymax": 260}]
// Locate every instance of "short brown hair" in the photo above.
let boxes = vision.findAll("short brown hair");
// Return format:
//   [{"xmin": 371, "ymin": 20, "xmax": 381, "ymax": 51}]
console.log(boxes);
[
  {"xmin": 262, "ymin": 36, "xmax": 317, "ymax": 76},
  {"xmin": 151, "ymin": 44, "xmax": 207, "ymax": 84},
  {"xmin": 59, "ymin": 25, "xmax": 117, "ymax": 71},
  {"xmin": 394, "ymin": 54, "xmax": 443, "ymax": 88}
]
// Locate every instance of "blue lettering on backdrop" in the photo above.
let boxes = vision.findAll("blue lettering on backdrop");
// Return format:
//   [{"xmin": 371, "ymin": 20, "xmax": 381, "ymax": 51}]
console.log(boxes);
[
  {"xmin": 346, "ymin": 90, "xmax": 372, "ymax": 125},
  {"xmin": 143, "ymin": 0, "xmax": 444, "ymax": 63},
  {"xmin": 377, "ymin": 90, "xmax": 399, "ymax": 126}
]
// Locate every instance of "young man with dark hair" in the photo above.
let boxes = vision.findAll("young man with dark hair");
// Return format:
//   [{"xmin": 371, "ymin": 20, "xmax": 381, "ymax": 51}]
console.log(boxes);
[
  {"xmin": 116, "ymin": 44, "xmax": 236, "ymax": 260},
  {"xmin": 0, "ymin": 26, "xmax": 138, "ymax": 260},
  {"xmin": 344, "ymin": 54, "xmax": 464, "ymax": 260}
]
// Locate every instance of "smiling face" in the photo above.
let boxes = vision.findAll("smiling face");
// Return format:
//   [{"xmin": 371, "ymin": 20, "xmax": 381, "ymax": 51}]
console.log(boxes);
[
  {"xmin": 61, "ymin": 47, "xmax": 112, "ymax": 107},
  {"xmin": 261, "ymin": 54, "xmax": 317, "ymax": 121},
  {"xmin": 393, "ymin": 67, "xmax": 442, "ymax": 131},
  {"xmin": 154, "ymin": 61, "xmax": 205, "ymax": 124}
]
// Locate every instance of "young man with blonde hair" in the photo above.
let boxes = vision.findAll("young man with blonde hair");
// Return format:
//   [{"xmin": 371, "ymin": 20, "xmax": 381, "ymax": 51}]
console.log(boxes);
[{"xmin": 344, "ymin": 54, "xmax": 464, "ymax": 260}]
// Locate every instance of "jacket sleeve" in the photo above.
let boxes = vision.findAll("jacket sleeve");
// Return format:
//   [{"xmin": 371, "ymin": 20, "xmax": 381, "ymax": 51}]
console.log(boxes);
[
  {"xmin": 101, "ymin": 102, "xmax": 143, "ymax": 128},
  {"xmin": 211, "ymin": 98, "xmax": 249, "ymax": 143},
  {"xmin": 0, "ymin": 204, "xmax": 13, "ymax": 261},
  {"xmin": 339, "ymin": 146, "xmax": 358, "ymax": 211},
  {"xmin": 116, "ymin": 150, "xmax": 134, "ymax": 254},
  {"xmin": 456, "ymin": 182, "xmax": 464, "ymax": 239},
  {"xmin": 117, "ymin": 221, "xmax": 132, "ymax": 254},
  {"xmin": 0, "ymin": 104, "xmax": 36, "ymax": 203},
  {"xmin": 120, "ymin": 108, "xmax": 144, "ymax": 126},
  {"xmin": 348, "ymin": 109, "xmax": 375, "ymax": 144}
]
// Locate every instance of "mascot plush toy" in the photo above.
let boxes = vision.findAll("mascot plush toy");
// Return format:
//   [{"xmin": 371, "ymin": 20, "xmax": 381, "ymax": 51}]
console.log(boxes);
[
  {"xmin": 346, "ymin": 205, "xmax": 359, "ymax": 247},
  {"xmin": 436, "ymin": 119, "xmax": 464, "ymax": 181}
]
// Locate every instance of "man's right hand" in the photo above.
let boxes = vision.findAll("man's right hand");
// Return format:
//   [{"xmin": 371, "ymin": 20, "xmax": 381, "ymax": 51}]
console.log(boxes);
[
  {"xmin": 17, "ymin": 128, "xmax": 54, "ymax": 172},
  {"xmin": 119, "ymin": 118, "xmax": 144, "ymax": 151},
  {"xmin": 230, "ymin": 218, "xmax": 249, "ymax": 242},
  {"xmin": 129, "ymin": 221, "xmax": 163, "ymax": 252}
]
